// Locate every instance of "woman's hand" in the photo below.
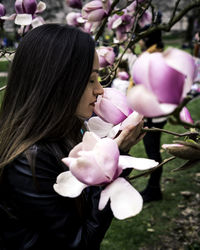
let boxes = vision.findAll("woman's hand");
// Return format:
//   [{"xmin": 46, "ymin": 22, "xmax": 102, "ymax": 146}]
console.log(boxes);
[{"xmin": 114, "ymin": 121, "xmax": 146, "ymax": 152}]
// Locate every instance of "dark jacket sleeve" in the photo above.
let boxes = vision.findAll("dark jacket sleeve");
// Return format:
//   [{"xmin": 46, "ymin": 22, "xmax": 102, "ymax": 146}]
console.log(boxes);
[{"xmin": 1, "ymin": 145, "xmax": 113, "ymax": 250}]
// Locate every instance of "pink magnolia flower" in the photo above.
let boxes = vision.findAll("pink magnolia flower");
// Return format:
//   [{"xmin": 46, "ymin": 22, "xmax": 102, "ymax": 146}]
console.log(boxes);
[
  {"xmin": 66, "ymin": 0, "xmax": 82, "ymax": 9},
  {"xmin": 94, "ymin": 87, "xmax": 133, "ymax": 124},
  {"xmin": 127, "ymin": 48, "xmax": 196, "ymax": 117},
  {"xmin": 96, "ymin": 46, "xmax": 115, "ymax": 67},
  {"xmin": 117, "ymin": 71, "xmax": 129, "ymax": 80},
  {"xmin": 126, "ymin": 0, "xmax": 151, "ymax": 28},
  {"xmin": 82, "ymin": 0, "xmax": 111, "ymax": 22},
  {"xmin": 86, "ymin": 110, "xmax": 143, "ymax": 138},
  {"xmin": 179, "ymin": 107, "xmax": 193, "ymax": 124},
  {"xmin": 66, "ymin": 12, "xmax": 85, "ymax": 27},
  {"xmin": 108, "ymin": 11, "xmax": 134, "ymax": 42},
  {"xmin": 87, "ymin": 88, "xmax": 143, "ymax": 138},
  {"xmin": 2, "ymin": 0, "xmax": 46, "ymax": 27},
  {"xmin": 54, "ymin": 132, "xmax": 158, "ymax": 220}
]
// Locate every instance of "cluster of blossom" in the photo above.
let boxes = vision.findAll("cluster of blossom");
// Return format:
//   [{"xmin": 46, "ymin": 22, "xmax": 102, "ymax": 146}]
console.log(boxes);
[
  {"xmin": 66, "ymin": 0, "xmax": 151, "ymax": 41},
  {"xmin": 0, "ymin": 0, "xmax": 46, "ymax": 33}
]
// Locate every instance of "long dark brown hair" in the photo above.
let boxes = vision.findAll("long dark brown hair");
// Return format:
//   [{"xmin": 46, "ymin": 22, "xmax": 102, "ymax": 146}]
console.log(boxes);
[{"xmin": 0, "ymin": 24, "xmax": 95, "ymax": 170}]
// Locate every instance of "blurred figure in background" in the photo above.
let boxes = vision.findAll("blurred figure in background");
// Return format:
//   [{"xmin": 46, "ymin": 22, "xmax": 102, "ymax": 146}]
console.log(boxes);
[{"xmin": 138, "ymin": 12, "xmax": 167, "ymax": 202}]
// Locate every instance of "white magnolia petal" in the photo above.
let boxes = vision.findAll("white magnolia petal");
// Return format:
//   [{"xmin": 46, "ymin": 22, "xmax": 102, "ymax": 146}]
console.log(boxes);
[
  {"xmin": 107, "ymin": 123, "xmax": 121, "ymax": 138},
  {"xmin": 112, "ymin": 17, "xmax": 122, "ymax": 29},
  {"xmin": 15, "ymin": 14, "xmax": 32, "ymax": 25},
  {"xmin": 118, "ymin": 155, "xmax": 158, "ymax": 170},
  {"xmin": 159, "ymin": 103, "xmax": 178, "ymax": 115},
  {"xmin": 36, "ymin": 1, "xmax": 46, "ymax": 13},
  {"xmin": 53, "ymin": 171, "xmax": 87, "ymax": 198},
  {"xmin": 127, "ymin": 85, "xmax": 177, "ymax": 117},
  {"xmin": 99, "ymin": 177, "xmax": 143, "ymax": 220},
  {"xmin": 86, "ymin": 116, "xmax": 114, "ymax": 138},
  {"xmin": 82, "ymin": 131, "xmax": 100, "ymax": 151},
  {"xmin": 163, "ymin": 47, "xmax": 195, "ymax": 81},
  {"xmin": 182, "ymin": 78, "xmax": 193, "ymax": 100},
  {"xmin": 31, "ymin": 17, "xmax": 44, "ymax": 28},
  {"xmin": 120, "ymin": 111, "xmax": 143, "ymax": 130},
  {"xmin": 1, "ymin": 14, "xmax": 16, "ymax": 20}
]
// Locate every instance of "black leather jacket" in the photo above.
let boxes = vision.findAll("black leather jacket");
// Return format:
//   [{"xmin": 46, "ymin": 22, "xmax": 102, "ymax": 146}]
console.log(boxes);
[{"xmin": 0, "ymin": 143, "xmax": 113, "ymax": 250}]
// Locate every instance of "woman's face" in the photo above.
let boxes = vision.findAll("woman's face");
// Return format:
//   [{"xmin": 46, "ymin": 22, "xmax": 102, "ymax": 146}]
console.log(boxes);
[{"xmin": 76, "ymin": 50, "xmax": 104, "ymax": 120}]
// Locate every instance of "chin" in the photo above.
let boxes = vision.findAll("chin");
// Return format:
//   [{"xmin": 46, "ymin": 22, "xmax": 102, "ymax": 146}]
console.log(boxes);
[{"xmin": 77, "ymin": 112, "xmax": 93, "ymax": 121}]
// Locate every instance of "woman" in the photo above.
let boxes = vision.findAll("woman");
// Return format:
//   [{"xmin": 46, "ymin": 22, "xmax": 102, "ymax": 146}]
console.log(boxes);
[{"xmin": 0, "ymin": 24, "xmax": 144, "ymax": 250}]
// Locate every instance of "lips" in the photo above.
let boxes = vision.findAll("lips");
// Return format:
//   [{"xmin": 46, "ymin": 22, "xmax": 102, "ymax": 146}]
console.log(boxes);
[{"xmin": 90, "ymin": 100, "xmax": 97, "ymax": 106}]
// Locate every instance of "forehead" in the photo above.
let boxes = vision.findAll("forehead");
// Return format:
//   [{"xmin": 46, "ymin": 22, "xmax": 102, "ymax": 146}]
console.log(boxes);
[{"xmin": 93, "ymin": 50, "xmax": 99, "ymax": 69}]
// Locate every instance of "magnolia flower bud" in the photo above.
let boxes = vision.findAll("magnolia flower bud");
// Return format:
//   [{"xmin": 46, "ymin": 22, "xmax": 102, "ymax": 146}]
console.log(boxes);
[
  {"xmin": 162, "ymin": 143, "xmax": 200, "ymax": 160},
  {"xmin": 82, "ymin": 0, "xmax": 109, "ymax": 22},
  {"xmin": 96, "ymin": 46, "xmax": 115, "ymax": 67}
]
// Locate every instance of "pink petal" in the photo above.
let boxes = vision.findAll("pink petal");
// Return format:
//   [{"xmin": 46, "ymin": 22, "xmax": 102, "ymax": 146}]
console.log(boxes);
[
  {"xmin": 120, "ymin": 111, "xmax": 143, "ymax": 130},
  {"xmin": 93, "ymin": 137, "xmax": 119, "ymax": 180},
  {"xmin": 15, "ymin": 13, "xmax": 32, "ymax": 25},
  {"xmin": 53, "ymin": 171, "xmax": 87, "ymax": 197},
  {"xmin": 163, "ymin": 47, "xmax": 196, "ymax": 81},
  {"xmin": 149, "ymin": 53, "xmax": 185, "ymax": 104},
  {"xmin": 105, "ymin": 50, "xmax": 115, "ymax": 65},
  {"xmin": 118, "ymin": 155, "xmax": 158, "ymax": 170},
  {"xmin": 118, "ymin": 71, "xmax": 129, "ymax": 80},
  {"xmin": 88, "ymin": 9, "xmax": 105, "ymax": 22},
  {"xmin": 68, "ymin": 132, "xmax": 100, "ymax": 158},
  {"xmin": 83, "ymin": 1, "xmax": 102, "ymax": 11},
  {"xmin": 15, "ymin": 0, "xmax": 24, "ymax": 14},
  {"xmin": 94, "ymin": 97, "xmax": 127, "ymax": 124},
  {"xmin": 179, "ymin": 107, "xmax": 193, "ymax": 124},
  {"xmin": 131, "ymin": 52, "xmax": 151, "ymax": 89},
  {"xmin": 64, "ymin": 153, "xmax": 110, "ymax": 185},
  {"xmin": 103, "ymin": 88, "xmax": 133, "ymax": 116},
  {"xmin": 23, "ymin": 0, "xmax": 37, "ymax": 15},
  {"xmin": 127, "ymin": 85, "xmax": 177, "ymax": 117},
  {"xmin": 82, "ymin": 131, "xmax": 100, "ymax": 151},
  {"xmin": 99, "ymin": 177, "xmax": 143, "ymax": 220}
]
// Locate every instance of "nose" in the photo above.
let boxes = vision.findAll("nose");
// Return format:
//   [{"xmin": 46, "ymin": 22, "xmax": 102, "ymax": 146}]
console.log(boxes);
[{"xmin": 94, "ymin": 80, "xmax": 104, "ymax": 96}]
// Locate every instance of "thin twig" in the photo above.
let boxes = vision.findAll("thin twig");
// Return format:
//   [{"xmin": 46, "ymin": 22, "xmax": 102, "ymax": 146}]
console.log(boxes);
[{"xmin": 142, "ymin": 127, "xmax": 199, "ymax": 137}]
